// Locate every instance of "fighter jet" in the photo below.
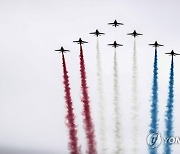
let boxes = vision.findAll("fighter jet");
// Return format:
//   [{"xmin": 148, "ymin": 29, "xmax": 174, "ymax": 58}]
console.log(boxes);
[
  {"xmin": 127, "ymin": 30, "xmax": 143, "ymax": 37},
  {"xmin": 89, "ymin": 29, "xmax": 105, "ymax": 37},
  {"xmin": 73, "ymin": 38, "xmax": 88, "ymax": 45},
  {"xmin": 108, "ymin": 20, "xmax": 124, "ymax": 27},
  {"xmin": 108, "ymin": 41, "xmax": 123, "ymax": 48},
  {"xmin": 55, "ymin": 47, "xmax": 70, "ymax": 53},
  {"xmin": 165, "ymin": 50, "xmax": 180, "ymax": 57},
  {"xmin": 149, "ymin": 41, "xmax": 164, "ymax": 48}
]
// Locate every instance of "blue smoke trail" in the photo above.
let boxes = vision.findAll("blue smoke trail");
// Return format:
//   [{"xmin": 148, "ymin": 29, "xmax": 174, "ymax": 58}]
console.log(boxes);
[
  {"xmin": 149, "ymin": 48, "xmax": 159, "ymax": 154},
  {"xmin": 164, "ymin": 58, "xmax": 174, "ymax": 154}
]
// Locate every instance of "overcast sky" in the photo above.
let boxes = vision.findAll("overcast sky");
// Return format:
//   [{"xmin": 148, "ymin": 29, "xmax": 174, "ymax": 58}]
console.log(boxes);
[{"xmin": 0, "ymin": 0, "xmax": 180, "ymax": 153}]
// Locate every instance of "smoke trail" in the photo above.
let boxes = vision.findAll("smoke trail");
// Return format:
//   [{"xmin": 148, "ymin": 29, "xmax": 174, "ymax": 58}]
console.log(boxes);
[
  {"xmin": 61, "ymin": 53, "xmax": 80, "ymax": 154},
  {"xmin": 164, "ymin": 58, "xmax": 174, "ymax": 154},
  {"xmin": 96, "ymin": 38, "xmax": 106, "ymax": 154},
  {"xmin": 79, "ymin": 45, "xmax": 97, "ymax": 154},
  {"xmin": 149, "ymin": 48, "xmax": 159, "ymax": 154},
  {"xmin": 132, "ymin": 38, "xmax": 138, "ymax": 154},
  {"xmin": 113, "ymin": 49, "xmax": 123, "ymax": 154}
]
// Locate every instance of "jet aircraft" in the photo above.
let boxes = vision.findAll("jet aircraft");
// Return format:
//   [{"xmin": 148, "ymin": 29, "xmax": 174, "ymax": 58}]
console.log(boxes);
[
  {"xmin": 149, "ymin": 41, "xmax": 164, "ymax": 48},
  {"xmin": 89, "ymin": 29, "xmax": 105, "ymax": 37},
  {"xmin": 73, "ymin": 38, "xmax": 88, "ymax": 45},
  {"xmin": 108, "ymin": 41, "xmax": 123, "ymax": 48},
  {"xmin": 108, "ymin": 20, "xmax": 124, "ymax": 27},
  {"xmin": 55, "ymin": 47, "xmax": 70, "ymax": 53},
  {"xmin": 127, "ymin": 30, "xmax": 143, "ymax": 37},
  {"xmin": 165, "ymin": 50, "xmax": 180, "ymax": 58}
]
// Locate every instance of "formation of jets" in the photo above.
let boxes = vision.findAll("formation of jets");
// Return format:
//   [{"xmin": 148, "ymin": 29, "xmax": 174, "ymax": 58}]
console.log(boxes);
[{"xmin": 55, "ymin": 19, "xmax": 180, "ymax": 57}]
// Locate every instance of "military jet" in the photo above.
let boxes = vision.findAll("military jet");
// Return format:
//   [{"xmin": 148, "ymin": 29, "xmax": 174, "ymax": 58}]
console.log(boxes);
[
  {"xmin": 149, "ymin": 41, "xmax": 164, "ymax": 48},
  {"xmin": 55, "ymin": 47, "xmax": 70, "ymax": 53},
  {"xmin": 127, "ymin": 30, "xmax": 143, "ymax": 37},
  {"xmin": 108, "ymin": 20, "xmax": 124, "ymax": 27},
  {"xmin": 89, "ymin": 29, "xmax": 105, "ymax": 37},
  {"xmin": 73, "ymin": 38, "xmax": 88, "ymax": 45},
  {"xmin": 165, "ymin": 50, "xmax": 180, "ymax": 58},
  {"xmin": 108, "ymin": 41, "xmax": 123, "ymax": 48}
]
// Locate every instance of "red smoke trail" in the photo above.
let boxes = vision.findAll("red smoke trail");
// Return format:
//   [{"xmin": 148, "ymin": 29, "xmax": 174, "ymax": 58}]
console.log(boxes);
[
  {"xmin": 79, "ymin": 45, "xmax": 97, "ymax": 154},
  {"xmin": 62, "ymin": 53, "xmax": 80, "ymax": 154}
]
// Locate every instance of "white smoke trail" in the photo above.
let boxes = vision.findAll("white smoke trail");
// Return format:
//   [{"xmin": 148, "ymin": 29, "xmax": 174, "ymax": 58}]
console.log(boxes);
[
  {"xmin": 131, "ymin": 38, "xmax": 139, "ymax": 154},
  {"xmin": 96, "ymin": 38, "xmax": 106, "ymax": 154},
  {"xmin": 113, "ymin": 49, "xmax": 123, "ymax": 154}
]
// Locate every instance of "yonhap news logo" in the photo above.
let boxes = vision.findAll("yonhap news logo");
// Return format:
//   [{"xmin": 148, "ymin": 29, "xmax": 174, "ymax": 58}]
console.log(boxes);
[
  {"xmin": 147, "ymin": 133, "xmax": 180, "ymax": 148},
  {"xmin": 147, "ymin": 133, "xmax": 162, "ymax": 148}
]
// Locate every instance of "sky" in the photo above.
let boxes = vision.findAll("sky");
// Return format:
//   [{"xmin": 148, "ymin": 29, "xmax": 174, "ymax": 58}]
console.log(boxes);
[{"xmin": 0, "ymin": 0, "xmax": 180, "ymax": 153}]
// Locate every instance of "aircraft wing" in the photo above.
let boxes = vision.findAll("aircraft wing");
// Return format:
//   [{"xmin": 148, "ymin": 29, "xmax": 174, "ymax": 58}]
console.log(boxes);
[
  {"xmin": 89, "ymin": 32, "xmax": 95, "ymax": 34},
  {"xmin": 137, "ymin": 33, "xmax": 143, "ymax": 35},
  {"xmin": 108, "ymin": 44, "xmax": 114, "ymax": 46},
  {"xmin": 127, "ymin": 33, "xmax": 133, "ymax": 35},
  {"xmin": 99, "ymin": 32, "xmax": 105, "ymax": 35},
  {"xmin": 55, "ymin": 49, "xmax": 65, "ymax": 52},
  {"xmin": 174, "ymin": 53, "xmax": 180, "ymax": 55},
  {"xmin": 73, "ymin": 41, "xmax": 79, "ymax": 43},
  {"xmin": 149, "ymin": 43, "xmax": 155, "ymax": 46},
  {"xmin": 108, "ymin": 22, "xmax": 114, "ymax": 25},
  {"xmin": 165, "ymin": 53, "xmax": 171, "ymax": 55},
  {"xmin": 55, "ymin": 49, "xmax": 69, "ymax": 52},
  {"xmin": 82, "ymin": 41, "xmax": 88, "ymax": 43}
]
